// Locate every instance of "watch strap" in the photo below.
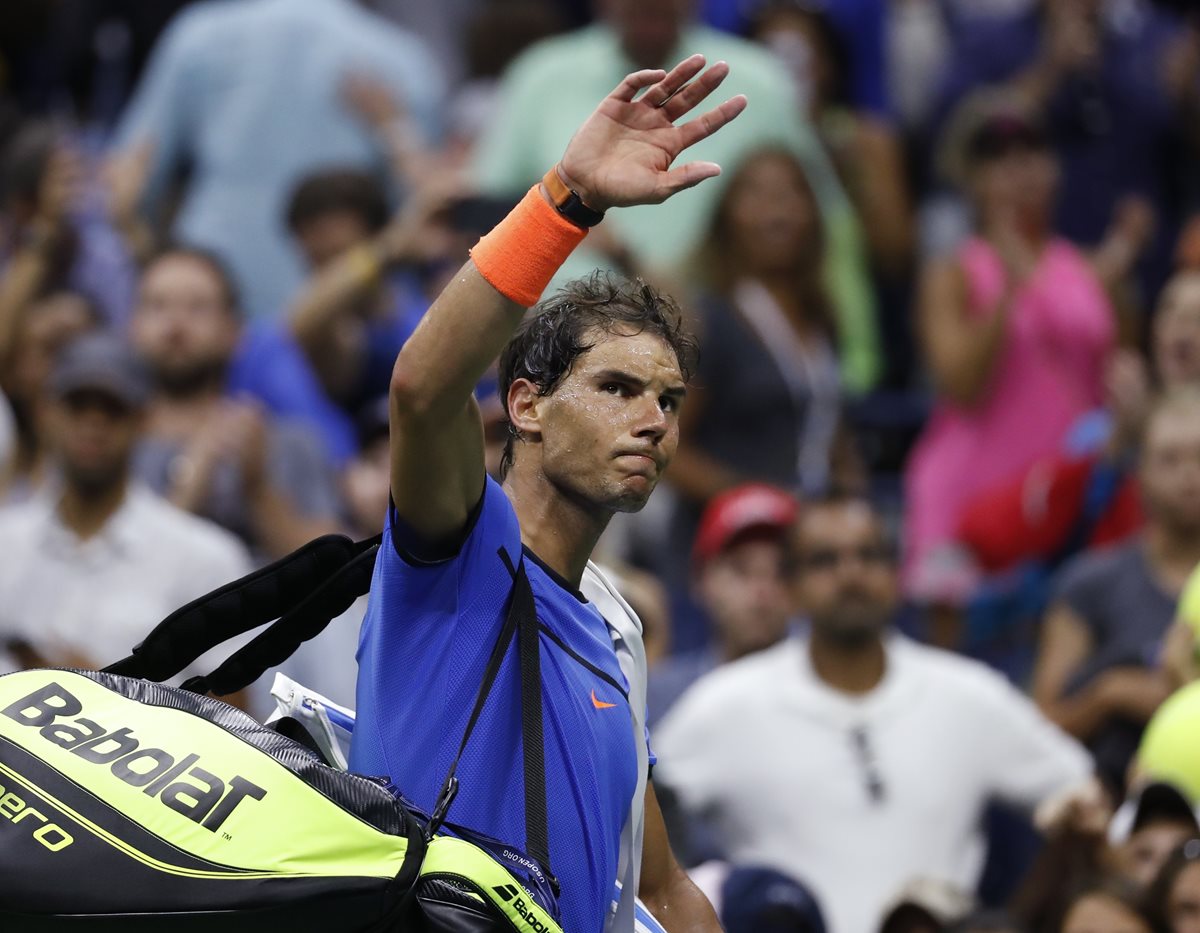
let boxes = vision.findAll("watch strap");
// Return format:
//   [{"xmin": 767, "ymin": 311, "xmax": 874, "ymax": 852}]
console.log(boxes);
[{"xmin": 541, "ymin": 165, "xmax": 605, "ymax": 228}]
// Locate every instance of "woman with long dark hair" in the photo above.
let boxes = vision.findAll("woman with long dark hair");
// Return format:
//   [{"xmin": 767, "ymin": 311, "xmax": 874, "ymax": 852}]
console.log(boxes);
[{"xmin": 662, "ymin": 147, "xmax": 859, "ymax": 650}]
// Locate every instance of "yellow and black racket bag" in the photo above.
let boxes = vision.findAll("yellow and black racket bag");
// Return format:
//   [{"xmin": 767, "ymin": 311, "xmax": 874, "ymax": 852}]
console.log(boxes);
[{"xmin": 0, "ymin": 534, "xmax": 426, "ymax": 931}]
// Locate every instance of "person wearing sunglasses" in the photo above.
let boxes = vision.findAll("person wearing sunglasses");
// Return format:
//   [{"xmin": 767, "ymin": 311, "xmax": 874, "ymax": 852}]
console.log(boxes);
[{"xmin": 654, "ymin": 493, "xmax": 1094, "ymax": 933}]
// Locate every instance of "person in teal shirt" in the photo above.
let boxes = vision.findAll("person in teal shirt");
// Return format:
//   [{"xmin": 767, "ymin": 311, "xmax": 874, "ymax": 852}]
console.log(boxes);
[{"xmin": 472, "ymin": 0, "xmax": 880, "ymax": 392}]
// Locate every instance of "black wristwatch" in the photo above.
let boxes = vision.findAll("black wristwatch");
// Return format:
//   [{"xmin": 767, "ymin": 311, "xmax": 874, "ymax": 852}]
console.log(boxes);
[{"xmin": 542, "ymin": 165, "xmax": 605, "ymax": 228}]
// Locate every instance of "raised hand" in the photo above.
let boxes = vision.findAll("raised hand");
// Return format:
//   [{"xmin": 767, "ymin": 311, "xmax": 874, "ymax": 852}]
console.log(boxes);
[{"xmin": 558, "ymin": 54, "xmax": 747, "ymax": 213}]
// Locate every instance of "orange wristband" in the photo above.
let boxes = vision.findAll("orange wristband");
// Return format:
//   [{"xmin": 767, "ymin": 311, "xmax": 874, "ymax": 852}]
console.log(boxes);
[{"xmin": 469, "ymin": 185, "xmax": 588, "ymax": 308}]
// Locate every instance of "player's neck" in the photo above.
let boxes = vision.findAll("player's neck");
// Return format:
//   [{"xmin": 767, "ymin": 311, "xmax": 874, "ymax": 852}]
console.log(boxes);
[{"xmin": 503, "ymin": 469, "xmax": 608, "ymax": 589}]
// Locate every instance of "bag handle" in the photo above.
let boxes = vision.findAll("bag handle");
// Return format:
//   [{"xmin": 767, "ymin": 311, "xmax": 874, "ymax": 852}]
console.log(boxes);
[
  {"xmin": 104, "ymin": 534, "xmax": 381, "ymax": 686},
  {"xmin": 181, "ymin": 540, "xmax": 381, "ymax": 696},
  {"xmin": 427, "ymin": 548, "xmax": 556, "ymax": 895}
]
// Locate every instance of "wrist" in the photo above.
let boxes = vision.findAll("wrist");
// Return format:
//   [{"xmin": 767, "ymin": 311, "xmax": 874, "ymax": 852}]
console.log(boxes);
[
  {"xmin": 470, "ymin": 184, "xmax": 588, "ymax": 307},
  {"xmin": 546, "ymin": 163, "xmax": 609, "ymax": 222}
]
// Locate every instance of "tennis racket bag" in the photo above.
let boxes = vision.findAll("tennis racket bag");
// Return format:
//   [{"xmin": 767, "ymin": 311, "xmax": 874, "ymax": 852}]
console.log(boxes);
[{"xmin": 0, "ymin": 533, "xmax": 566, "ymax": 933}]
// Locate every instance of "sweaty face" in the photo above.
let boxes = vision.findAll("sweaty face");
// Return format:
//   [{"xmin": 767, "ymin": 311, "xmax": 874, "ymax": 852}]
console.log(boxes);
[
  {"xmin": 130, "ymin": 255, "xmax": 239, "ymax": 395},
  {"xmin": 724, "ymin": 151, "xmax": 822, "ymax": 277},
  {"xmin": 792, "ymin": 502, "xmax": 897, "ymax": 645},
  {"xmin": 516, "ymin": 329, "xmax": 684, "ymax": 514},
  {"xmin": 1154, "ymin": 273, "xmax": 1200, "ymax": 389},
  {"xmin": 698, "ymin": 536, "xmax": 792, "ymax": 659},
  {"xmin": 48, "ymin": 390, "xmax": 142, "ymax": 496},
  {"xmin": 1169, "ymin": 861, "xmax": 1200, "ymax": 933},
  {"xmin": 1140, "ymin": 406, "xmax": 1200, "ymax": 533},
  {"xmin": 294, "ymin": 211, "xmax": 373, "ymax": 270},
  {"xmin": 1116, "ymin": 821, "xmax": 1195, "ymax": 891}
]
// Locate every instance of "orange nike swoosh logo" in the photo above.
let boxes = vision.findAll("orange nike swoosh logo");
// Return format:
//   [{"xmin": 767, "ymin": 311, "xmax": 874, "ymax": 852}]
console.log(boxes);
[{"xmin": 591, "ymin": 689, "xmax": 617, "ymax": 710}]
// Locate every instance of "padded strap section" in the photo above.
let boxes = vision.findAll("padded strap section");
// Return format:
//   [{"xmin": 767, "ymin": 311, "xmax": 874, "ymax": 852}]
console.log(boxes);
[
  {"xmin": 185, "ymin": 541, "xmax": 380, "ymax": 696},
  {"xmin": 105, "ymin": 534, "xmax": 381, "ymax": 683}
]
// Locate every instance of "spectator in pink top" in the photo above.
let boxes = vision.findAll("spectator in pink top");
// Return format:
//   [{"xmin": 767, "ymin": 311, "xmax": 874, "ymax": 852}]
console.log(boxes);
[{"xmin": 904, "ymin": 96, "xmax": 1149, "ymax": 603}]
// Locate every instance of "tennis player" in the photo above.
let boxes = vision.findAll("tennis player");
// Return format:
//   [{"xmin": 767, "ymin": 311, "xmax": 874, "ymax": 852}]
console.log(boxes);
[{"xmin": 351, "ymin": 55, "xmax": 744, "ymax": 933}]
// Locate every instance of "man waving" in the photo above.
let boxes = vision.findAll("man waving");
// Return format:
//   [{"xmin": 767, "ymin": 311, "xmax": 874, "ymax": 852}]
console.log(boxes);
[{"xmin": 350, "ymin": 56, "xmax": 744, "ymax": 933}]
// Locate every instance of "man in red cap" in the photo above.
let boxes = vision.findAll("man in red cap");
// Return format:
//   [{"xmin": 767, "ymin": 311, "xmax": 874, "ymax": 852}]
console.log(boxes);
[{"xmin": 647, "ymin": 483, "xmax": 799, "ymax": 726}]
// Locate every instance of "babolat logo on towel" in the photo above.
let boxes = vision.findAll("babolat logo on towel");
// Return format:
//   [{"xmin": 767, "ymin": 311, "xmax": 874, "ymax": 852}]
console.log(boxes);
[{"xmin": 3, "ymin": 681, "xmax": 267, "ymax": 833}]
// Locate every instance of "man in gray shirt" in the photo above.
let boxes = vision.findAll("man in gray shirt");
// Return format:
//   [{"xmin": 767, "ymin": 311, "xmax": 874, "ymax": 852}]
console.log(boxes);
[
  {"xmin": 129, "ymin": 247, "xmax": 342, "ymax": 561},
  {"xmin": 1033, "ymin": 388, "xmax": 1200, "ymax": 790}
]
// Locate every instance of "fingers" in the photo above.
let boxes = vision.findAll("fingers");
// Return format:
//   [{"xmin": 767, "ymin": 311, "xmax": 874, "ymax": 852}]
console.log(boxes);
[
  {"xmin": 656, "ymin": 160, "xmax": 724, "ymax": 201},
  {"xmin": 640, "ymin": 53, "xmax": 706, "ymax": 108},
  {"xmin": 659, "ymin": 60, "xmax": 731, "ymax": 122},
  {"xmin": 610, "ymin": 68, "xmax": 669, "ymax": 103},
  {"xmin": 673, "ymin": 94, "xmax": 748, "ymax": 151}
]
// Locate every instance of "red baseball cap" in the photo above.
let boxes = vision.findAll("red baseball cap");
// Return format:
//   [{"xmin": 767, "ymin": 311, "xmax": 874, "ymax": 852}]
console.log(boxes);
[{"xmin": 693, "ymin": 484, "xmax": 799, "ymax": 567}]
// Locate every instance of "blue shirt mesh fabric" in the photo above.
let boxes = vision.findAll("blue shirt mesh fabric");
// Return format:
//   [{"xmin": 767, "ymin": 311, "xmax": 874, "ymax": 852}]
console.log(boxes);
[{"xmin": 351, "ymin": 478, "xmax": 639, "ymax": 933}]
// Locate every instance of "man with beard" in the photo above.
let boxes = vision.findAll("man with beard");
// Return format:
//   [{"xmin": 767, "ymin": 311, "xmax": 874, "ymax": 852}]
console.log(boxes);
[
  {"xmin": 0, "ymin": 332, "xmax": 250, "ymax": 675},
  {"xmin": 128, "ymin": 247, "xmax": 342, "ymax": 560},
  {"xmin": 653, "ymin": 494, "xmax": 1092, "ymax": 933}
]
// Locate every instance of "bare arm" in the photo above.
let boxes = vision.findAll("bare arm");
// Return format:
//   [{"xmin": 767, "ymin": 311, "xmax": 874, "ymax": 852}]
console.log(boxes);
[
  {"xmin": 288, "ymin": 178, "xmax": 458, "ymax": 353},
  {"xmin": 1031, "ymin": 602, "xmax": 1101, "ymax": 738},
  {"xmin": 1032, "ymin": 602, "xmax": 1171, "ymax": 739},
  {"xmin": 1088, "ymin": 197, "xmax": 1154, "ymax": 302},
  {"xmin": 639, "ymin": 780, "xmax": 722, "ymax": 933},
  {"xmin": 847, "ymin": 118, "xmax": 913, "ymax": 281},
  {"xmin": 389, "ymin": 56, "xmax": 747, "ymax": 544},
  {"xmin": 916, "ymin": 256, "xmax": 1015, "ymax": 408}
]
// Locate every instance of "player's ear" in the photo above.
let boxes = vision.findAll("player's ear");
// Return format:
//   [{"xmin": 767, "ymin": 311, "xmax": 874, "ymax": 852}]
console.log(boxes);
[{"xmin": 507, "ymin": 378, "xmax": 544, "ymax": 442}]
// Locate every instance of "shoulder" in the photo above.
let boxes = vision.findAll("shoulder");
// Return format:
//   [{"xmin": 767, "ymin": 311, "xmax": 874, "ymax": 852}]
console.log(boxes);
[
  {"xmin": 0, "ymin": 498, "xmax": 47, "ymax": 534},
  {"xmin": 0, "ymin": 501, "xmax": 50, "ymax": 564},
  {"xmin": 126, "ymin": 487, "xmax": 250, "ymax": 566},
  {"xmin": 385, "ymin": 475, "xmax": 519, "ymax": 570},
  {"xmin": 891, "ymin": 636, "xmax": 1026, "ymax": 709},
  {"xmin": 1055, "ymin": 542, "xmax": 1138, "ymax": 598},
  {"xmin": 164, "ymin": 0, "xmax": 245, "ymax": 47},
  {"xmin": 342, "ymin": 7, "xmax": 441, "ymax": 71},
  {"xmin": 674, "ymin": 639, "xmax": 797, "ymax": 713},
  {"xmin": 582, "ymin": 562, "xmax": 643, "ymax": 637}
]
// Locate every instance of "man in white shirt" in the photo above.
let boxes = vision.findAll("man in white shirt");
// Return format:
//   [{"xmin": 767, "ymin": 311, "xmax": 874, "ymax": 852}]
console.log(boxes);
[
  {"xmin": 653, "ymin": 494, "xmax": 1092, "ymax": 933},
  {"xmin": 0, "ymin": 333, "xmax": 251, "ymax": 678}
]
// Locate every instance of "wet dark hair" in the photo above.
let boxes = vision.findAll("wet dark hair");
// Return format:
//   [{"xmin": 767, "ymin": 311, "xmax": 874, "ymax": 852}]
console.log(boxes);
[
  {"xmin": 496, "ymin": 271, "xmax": 698, "ymax": 478},
  {"xmin": 143, "ymin": 244, "xmax": 242, "ymax": 319},
  {"xmin": 285, "ymin": 169, "xmax": 390, "ymax": 235}
]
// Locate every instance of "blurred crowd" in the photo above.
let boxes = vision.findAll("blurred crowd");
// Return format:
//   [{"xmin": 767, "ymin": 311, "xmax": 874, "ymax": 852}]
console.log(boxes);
[{"xmin": 1, "ymin": 0, "xmax": 1200, "ymax": 931}]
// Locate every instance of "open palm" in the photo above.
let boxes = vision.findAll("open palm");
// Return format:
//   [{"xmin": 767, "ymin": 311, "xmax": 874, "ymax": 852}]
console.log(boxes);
[{"xmin": 558, "ymin": 55, "xmax": 747, "ymax": 213}]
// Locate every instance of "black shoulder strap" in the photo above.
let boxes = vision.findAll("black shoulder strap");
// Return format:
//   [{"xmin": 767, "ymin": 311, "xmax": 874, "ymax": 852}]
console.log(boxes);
[
  {"xmin": 427, "ymin": 548, "xmax": 556, "ymax": 894},
  {"xmin": 514, "ymin": 553, "xmax": 551, "ymax": 879},
  {"xmin": 104, "ymin": 533, "xmax": 381, "ymax": 688}
]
